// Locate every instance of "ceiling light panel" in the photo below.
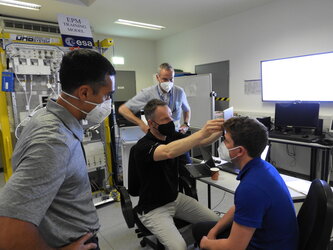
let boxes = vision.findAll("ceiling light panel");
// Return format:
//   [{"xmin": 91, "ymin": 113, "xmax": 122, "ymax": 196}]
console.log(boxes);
[
  {"xmin": 115, "ymin": 19, "xmax": 165, "ymax": 30},
  {"xmin": 0, "ymin": 0, "xmax": 41, "ymax": 10}
]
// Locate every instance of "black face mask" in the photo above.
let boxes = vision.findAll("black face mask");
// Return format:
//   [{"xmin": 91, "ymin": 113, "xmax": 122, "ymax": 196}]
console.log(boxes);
[{"xmin": 153, "ymin": 120, "xmax": 175, "ymax": 137}]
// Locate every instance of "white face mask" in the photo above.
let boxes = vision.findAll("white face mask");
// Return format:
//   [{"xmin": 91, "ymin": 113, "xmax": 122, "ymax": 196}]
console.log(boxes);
[
  {"xmin": 218, "ymin": 141, "xmax": 240, "ymax": 162},
  {"xmin": 60, "ymin": 91, "xmax": 112, "ymax": 124},
  {"xmin": 160, "ymin": 81, "xmax": 174, "ymax": 92}
]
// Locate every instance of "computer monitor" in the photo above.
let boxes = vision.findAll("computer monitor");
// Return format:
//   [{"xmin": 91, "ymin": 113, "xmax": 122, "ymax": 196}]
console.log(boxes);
[
  {"xmin": 274, "ymin": 103, "xmax": 320, "ymax": 131},
  {"xmin": 114, "ymin": 101, "xmax": 141, "ymax": 127}
]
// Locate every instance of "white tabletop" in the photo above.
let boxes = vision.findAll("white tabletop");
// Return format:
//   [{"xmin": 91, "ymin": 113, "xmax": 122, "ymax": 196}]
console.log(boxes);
[
  {"xmin": 268, "ymin": 137, "xmax": 333, "ymax": 149},
  {"xmin": 199, "ymin": 170, "xmax": 309, "ymax": 202}
]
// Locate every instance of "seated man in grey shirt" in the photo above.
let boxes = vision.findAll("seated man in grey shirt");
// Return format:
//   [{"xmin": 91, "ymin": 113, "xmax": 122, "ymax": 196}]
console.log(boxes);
[
  {"xmin": 0, "ymin": 49, "xmax": 116, "ymax": 249},
  {"xmin": 118, "ymin": 63, "xmax": 191, "ymax": 134}
]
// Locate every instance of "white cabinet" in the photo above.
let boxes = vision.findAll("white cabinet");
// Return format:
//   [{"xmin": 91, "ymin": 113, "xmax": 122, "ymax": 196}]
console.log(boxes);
[{"xmin": 119, "ymin": 126, "xmax": 145, "ymax": 188}]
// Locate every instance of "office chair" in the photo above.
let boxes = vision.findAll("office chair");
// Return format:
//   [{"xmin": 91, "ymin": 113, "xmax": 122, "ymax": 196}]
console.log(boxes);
[
  {"xmin": 297, "ymin": 179, "xmax": 333, "ymax": 250},
  {"xmin": 117, "ymin": 144, "xmax": 198, "ymax": 249}
]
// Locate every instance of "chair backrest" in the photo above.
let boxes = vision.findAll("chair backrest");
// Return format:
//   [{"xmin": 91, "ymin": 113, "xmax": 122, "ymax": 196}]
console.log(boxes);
[
  {"xmin": 128, "ymin": 144, "xmax": 140, "ymax": 196},
  {"xmin": 119, "ymin": 142, "xmax": 198, "ymax": 249},
  {"xmin": 179, "ymin": 175, "xmax": 198, "ymax": 200},
  {"xmin": 117, "ymin": 185, "xmax": 135, "ymax": 228},
  {"xmin": 297, "ymin": 179, "xmax": 333, "ymax": 250}
]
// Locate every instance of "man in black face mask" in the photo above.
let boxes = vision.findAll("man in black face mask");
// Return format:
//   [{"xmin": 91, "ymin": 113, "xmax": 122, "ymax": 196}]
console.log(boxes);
[{"xmin": 134, "ymin": 99, "xmax": 224, "ymax": 250}]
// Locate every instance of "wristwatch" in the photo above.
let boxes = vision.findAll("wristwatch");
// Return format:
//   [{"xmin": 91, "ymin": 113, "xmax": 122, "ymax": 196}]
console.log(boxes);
[{"xmin": 184, "ymin": 122, "xmax": 190, "ymax": 127}]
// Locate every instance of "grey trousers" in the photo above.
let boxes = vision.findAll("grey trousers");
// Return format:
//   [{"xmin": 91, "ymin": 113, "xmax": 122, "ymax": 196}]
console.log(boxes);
[{"xmin": 138, "ymin": 192, "xmax": 220, "ymax": 250}]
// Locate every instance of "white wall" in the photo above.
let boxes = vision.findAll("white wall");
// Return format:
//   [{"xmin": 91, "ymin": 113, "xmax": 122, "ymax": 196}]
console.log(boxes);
[
  {"xmin": 94, "ymin": 34, "xmax": 157, "ymax": 93},
  {"xmin": 156, "ymin": 0, "xmax": 333, "ymax": 123},
  {"xmin": 156, "ymin": 0, "xmax": 333, "ymax": 181}
]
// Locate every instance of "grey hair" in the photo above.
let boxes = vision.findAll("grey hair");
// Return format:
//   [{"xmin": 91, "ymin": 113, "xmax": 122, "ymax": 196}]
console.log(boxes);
[{"xmin": 158, "ymin": 63, "xmax": 174, "ymax": 73}]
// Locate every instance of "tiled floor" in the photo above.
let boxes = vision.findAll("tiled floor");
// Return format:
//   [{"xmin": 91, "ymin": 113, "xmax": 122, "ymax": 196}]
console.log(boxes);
[
  {"xmin": 0, "ymin": 171, "xmax": 233, "ymax": 249},
  {"xmin": 0, "ymin": 172, "xmax": 306, "ymax": 250},
  {"xmin": 96, "ymin": 181, "xmax": 234, "ymax": 249}
]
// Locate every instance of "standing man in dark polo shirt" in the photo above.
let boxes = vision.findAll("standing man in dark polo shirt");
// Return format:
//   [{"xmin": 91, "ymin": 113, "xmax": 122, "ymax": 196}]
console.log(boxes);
[
  {"xmin": 192, "ymin": 117, "xmax": 298, "ymax": 250},
  {"xmin": 135, "ymin": 99, "xmax": 224, "ymax": 250},
  {"xmin": 0, "ymin": 49, "xmax": 116, "ymax": 250}
]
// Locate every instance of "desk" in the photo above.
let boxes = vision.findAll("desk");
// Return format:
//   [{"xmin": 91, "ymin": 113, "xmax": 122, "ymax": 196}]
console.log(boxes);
[
  {"xmin": 268, "ymin": 137, "xmax": 333, "ymax": 182},
  {"xmin": 199, "ymin": 170, "xmax": 309, "ymax": 209}
]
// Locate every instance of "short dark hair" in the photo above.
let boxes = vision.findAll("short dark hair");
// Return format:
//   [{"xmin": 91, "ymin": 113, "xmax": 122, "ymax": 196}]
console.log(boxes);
[
  {"xmin": 223, "ymin": 116, "xmax": 268, "ymax": 158},
  {"xmin": 59, "ymin": 49, "xmax": 116, "ymax": 94},
  {"xmin": 144, "ymin": 99, "xmax": 167, "ymax": 121}
]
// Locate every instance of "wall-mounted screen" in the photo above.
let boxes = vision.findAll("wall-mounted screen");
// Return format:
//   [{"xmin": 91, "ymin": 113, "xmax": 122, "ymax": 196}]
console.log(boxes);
[
  {"xmin": 274, "ymin": 103, "xmax": 320, "ymax": 130},
  {"xmin": 261, "ymin": 51, "xmax": 333, "ymax": 102}
]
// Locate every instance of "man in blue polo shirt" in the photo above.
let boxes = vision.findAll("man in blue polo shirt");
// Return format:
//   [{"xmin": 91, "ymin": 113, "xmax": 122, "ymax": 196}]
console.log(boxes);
[{"xmin": 192, "ymin": 116, "xmax": 298, "ymax": 250}]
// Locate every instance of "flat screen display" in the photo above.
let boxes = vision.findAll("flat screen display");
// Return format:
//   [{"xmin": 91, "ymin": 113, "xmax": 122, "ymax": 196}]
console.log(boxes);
[
  {"xmin": 261, "ymin": 51, "xmax": 333, "ymax": 102},
  {"xmin": 114, "ymin": 101, "xmax": 140, "ymax": 127},
  {"xmin": 274, "ymin": 103, "xmax": 320, "ymax": 130}
]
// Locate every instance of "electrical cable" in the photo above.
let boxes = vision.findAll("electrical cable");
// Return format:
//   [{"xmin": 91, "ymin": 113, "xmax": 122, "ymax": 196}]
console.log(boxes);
[
  {"xmin": 286, "ymin": 144, "xmax": 296, "ymax": 157},
  {"xmin": 14, "ymin": 103, "xmax": 45, "ymax": 139},
  {"xmin": 31, "ymin": 103, "xmax": 43, "ymax": 114},
  {"xmin": 7, "ymin": 44, "xmax": 63, "ymax": 138},
  {"xmin": 91, "ymin": 179, "xmax": 100, "ymax": 190},
  {"xmin": 15, "ymin": 74, "xmax": 29, "ymax": 110},
  {"xmin": 14, "ymin": 74, "xmax": 56, "ymax": 139},
  {"xmin": 47, "ymin": 75, "xmax": 59, "ymax": 99},
  {"xmin": 286, "ymin": 144, "xmax": 296, "ymax": 167},
  {"xmin": 212, "ymin": 190, "xmax": 227, "ymax": 215},
  {"xmin": 105, "ymin": 170, "xmax": 116, "ymax": 190},
  {"xmin": 14, "ymin": 121, "xmax": 23, "ymax": 139},
  {"xmin": 90, "ymin": 179, "xmax": 101, "ymax": 192},
  {"xmin": 27, "ymin": 75, "xmax": 33, "ymax": 113}
]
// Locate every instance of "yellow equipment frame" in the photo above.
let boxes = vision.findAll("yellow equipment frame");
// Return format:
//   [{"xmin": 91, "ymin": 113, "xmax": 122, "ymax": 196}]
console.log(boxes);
[
  {"xmin": 0, "ymin": 32, "xmax": 114, "ymax": 186},
  {"xmin": 0, "ymin": 47, "xmax": 13, "ymax": 181}
]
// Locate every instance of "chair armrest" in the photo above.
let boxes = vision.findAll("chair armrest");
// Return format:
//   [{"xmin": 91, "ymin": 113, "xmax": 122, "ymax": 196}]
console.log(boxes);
[
  {"xmin": 117, "ymin": 186, "xmax": 135, "ymax": 228},
  {"xmin": 179, "ymin": 175, "xmax": 198, "ymax": 200}
]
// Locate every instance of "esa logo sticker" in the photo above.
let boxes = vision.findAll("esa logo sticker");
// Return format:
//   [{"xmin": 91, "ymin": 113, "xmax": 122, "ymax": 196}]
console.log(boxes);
[
  {"xmin": 65, "ymin": 37, "xmax": 76, "ymax": 46},
  {"xmin": 62, "ymin": 35, "xmax": 94, "ymax": 48}
]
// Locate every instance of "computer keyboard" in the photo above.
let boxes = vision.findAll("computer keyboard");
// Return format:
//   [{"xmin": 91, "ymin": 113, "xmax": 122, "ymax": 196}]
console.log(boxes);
[
  {"xmin": 269, "ymin": 131, "xmax": 319, "ymax": 143},
  {"xmin": 217, "ymin": 163, "xmax": 239, "ymax": 175}
]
